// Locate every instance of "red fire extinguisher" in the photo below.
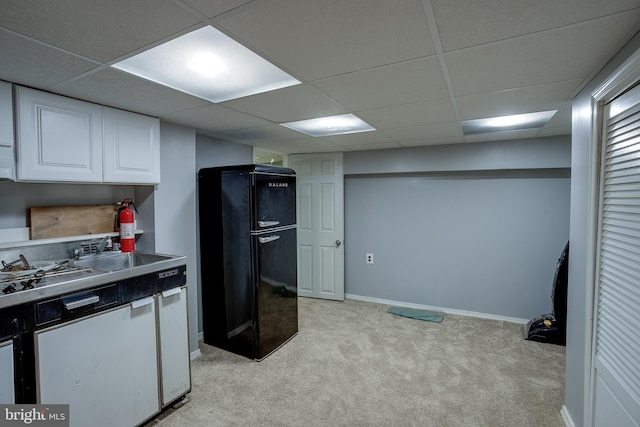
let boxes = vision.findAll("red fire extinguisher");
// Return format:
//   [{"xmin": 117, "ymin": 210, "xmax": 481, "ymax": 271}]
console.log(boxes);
[{"xmin": 118, "ymin": 198, "xmax": 138, "ymax": 253}]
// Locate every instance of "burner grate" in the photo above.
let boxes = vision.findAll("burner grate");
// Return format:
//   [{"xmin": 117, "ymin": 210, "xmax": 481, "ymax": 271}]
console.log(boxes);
[{"xmin": 1, "ymin": 262, "xmax": 93, "ymax": 294}]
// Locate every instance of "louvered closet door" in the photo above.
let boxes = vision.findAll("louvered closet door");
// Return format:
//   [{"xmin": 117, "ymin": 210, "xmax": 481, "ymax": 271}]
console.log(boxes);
[{"xmin": 593, "ymin": 83, "xmax": 640, "ymax": 427}]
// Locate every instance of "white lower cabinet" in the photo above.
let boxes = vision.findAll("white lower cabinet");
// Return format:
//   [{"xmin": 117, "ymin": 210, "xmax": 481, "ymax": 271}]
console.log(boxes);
[
  {"xmin": 0, "ymin": 340, "xmax": 15, "ymax": 403},
  {"xmin": 158, "ymin": 286, "xmax": 191, "ymax": 406},
  {"xmin": 35, "ymin": 298, "xmax": 159, "ymax": 427}
]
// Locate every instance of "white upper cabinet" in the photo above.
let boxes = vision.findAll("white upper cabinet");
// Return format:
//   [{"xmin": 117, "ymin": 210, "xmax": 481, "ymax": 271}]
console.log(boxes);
[
  {"xmin": 15, "ymin": 86, "xmax": 103, "ymax": 182},
  {"xmin": 14, "ymin": 86, "xmax": 161, "ymax": 184},
  {"xmin": 0, "ymin": 82, "xmax": 13, "ymax": 148},
  {"xmin": 103, "ymin": 107, "xmax": 160, "ymax": 184},
  {"xmin": 0, "ymin": 82, "xmax": 15, "ymax": 180}
]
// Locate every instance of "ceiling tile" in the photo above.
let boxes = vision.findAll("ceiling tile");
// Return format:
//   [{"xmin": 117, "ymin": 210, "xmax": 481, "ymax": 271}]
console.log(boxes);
[
  {"xmin": 181, "ymin": 0, "xmax": 254, "ymax": 18},
  {"xmin": 538, "ymin": 126, "xmax": 572, "ymax": 137},
  {"xmin": 464, "ymin": 129, "xmax": 540, "ymax": 143},
  {"xmin": 399, "ymin": 137, "xmax": 464, "ymax": 147},
  {"xmin": 160, "ymin": 104, "xmax": 271, "ymax": 133},
  {"xmin": 321, "ymin": 131, "xmax": 394, "ymax": 146},
  {"xmin": 432, "ymin": 0, "xmax": 640, "ymax": 51},
  {"xmin": 455, "ymin": 79, "xmax": 583, "ymax": 120},
  {"xmin": 51, "ymin": 68, "xmax": 210, "ymax": 117},
  {"xmin": 312, "ymin": 57, "xmax": 449, "ymax": 111},
  {"xmin": 217, "ymin": 0, "xmax": 435, "ymax": 80},
  {"xmin": 0, "ymin": 30, "xmax": 99, "ymax": 88},
  {"xmin": 385, "ymin": 122, "xmax": 462, "ymax": 141},
  {"xmin": 0, "ymin": 1, "xmax": 636, "ymax": 155},
  {"xmin": 260, "ymin": 139, "xmax": 345, "ymax": 154},
  {"xmin": 446, "ymin": 11, "xmax": 640, "ymax": 96},
  {"xmin": 222, "ymin": 84, "xmax": 349, "ymax": 122},
  {"xmin": 206, "ymin": 124, "xmax": 304, "ymax": 144},
  {"xmin": 0, "ymin": 0, "xmax": 201, "ymax": 63},
  {"xmin": 358, "ymin": 99, "xmax": 456, "ymax": 130},
  {"xmin": 543, "ymin": 105, "xmax": 573, "ymax": 129},
  {"xmin": 345, "ymin": 142, "xmax": 403, "ymax": 151}
]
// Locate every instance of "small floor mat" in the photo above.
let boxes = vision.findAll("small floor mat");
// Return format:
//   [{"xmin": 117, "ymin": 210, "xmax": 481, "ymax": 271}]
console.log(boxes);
[{"xmin": 388, "ymin": 307, "xmax": 445, "ymax": 323}]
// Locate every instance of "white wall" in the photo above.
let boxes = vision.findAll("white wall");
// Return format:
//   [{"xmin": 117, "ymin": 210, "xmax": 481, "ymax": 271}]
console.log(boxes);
[{"xmin": 564, "ymin": 31, "xmax": 640, "ymax": 427}]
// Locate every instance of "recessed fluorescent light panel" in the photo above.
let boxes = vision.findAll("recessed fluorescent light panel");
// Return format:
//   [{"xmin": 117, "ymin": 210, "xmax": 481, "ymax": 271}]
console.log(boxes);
[
  {"xmin": 112, "ymin": 26, "xmax": 300, "ymax": 103},
  {"xmin": 461, "ymin": 110, "xmax": 557, "ymax": 135},
  {"xmin": 280, "ymin": 114, "xmax": 376, "ymax": 137}
]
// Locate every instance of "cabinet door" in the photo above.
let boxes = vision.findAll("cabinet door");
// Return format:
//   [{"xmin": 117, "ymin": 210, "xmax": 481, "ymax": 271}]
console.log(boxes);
[
  {"xmin": 35, "ymin": 299, "xmax": 159, "ymax": 427},
  {"xmin": 158, "ymin": 287, "xmax": 191, "ymax": 406},
  {"xmin": 103, "ymin": 107, "xmax": 160, "ymax": 184},
  {"xmin": 15, "ymin": 86, "xmax": 102, "ymax": 182},
  {"xmin": 0, "ymin": 82, "xmax": 15, "ymax": 180},
  {"xmin": 0, "ymin": 340, "xmax": 14, "ymax": 404}
]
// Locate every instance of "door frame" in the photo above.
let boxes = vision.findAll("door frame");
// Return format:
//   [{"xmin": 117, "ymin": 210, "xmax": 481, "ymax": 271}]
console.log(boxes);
[{"xmin": 584, "ymin": 47, "xmax": 640, "ymax": 427}]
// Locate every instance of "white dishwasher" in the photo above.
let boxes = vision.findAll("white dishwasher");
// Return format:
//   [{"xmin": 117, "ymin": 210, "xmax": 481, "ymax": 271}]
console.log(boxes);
[
  {"xmin": 0, "ymin": 340, "xmax": 14, "ymax": 403},
  {"xmin": 34, "ymin": 296, "xmax": 159, "ymax": 427},
  {"xmin": 157, "ymin": 286, "xmax": 191, "ymax": 406}
]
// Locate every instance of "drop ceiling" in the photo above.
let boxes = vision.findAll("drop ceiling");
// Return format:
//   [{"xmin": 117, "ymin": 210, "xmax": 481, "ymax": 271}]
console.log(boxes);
[{"xmin": 1, "ymin": 0, "xmax": 639, "ymax": 154}]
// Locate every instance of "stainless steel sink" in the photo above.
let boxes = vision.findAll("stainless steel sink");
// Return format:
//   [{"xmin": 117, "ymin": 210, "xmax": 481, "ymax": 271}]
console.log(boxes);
[{"xmin": 71, "ymin": 252, "xmax": 174, "ymax": 272}]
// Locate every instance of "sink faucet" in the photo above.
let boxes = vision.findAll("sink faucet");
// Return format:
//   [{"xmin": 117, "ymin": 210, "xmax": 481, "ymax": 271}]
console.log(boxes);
[
  {"xmin": 97, "ymin": 236, "xmax": 110, "ymax": 253},
  {"xmin": 73, "ymin": 236, "xmax": 113, "ymax": 259}
]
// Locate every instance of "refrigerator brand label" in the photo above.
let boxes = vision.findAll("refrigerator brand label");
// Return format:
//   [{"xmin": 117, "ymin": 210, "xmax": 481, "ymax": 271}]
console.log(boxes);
[{"xmin": 268, "ymin": 182, "xmax": 288, "ymax": 188}]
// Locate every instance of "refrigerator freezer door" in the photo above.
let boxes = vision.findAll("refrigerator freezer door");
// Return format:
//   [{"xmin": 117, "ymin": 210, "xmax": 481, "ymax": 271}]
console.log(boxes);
[
  {"xmin": 253, "ymin": 173, "xmax": 296, "ymax": 229},
  {"xmin": 254, "ymin": 227, "xmax": 298, "ymax": 360}
]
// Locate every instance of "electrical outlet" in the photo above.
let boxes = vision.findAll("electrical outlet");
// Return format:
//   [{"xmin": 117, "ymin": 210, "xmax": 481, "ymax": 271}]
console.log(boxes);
[{"xmin": 366, "ymin": 253, "xmax": 374, "ymax": 264}]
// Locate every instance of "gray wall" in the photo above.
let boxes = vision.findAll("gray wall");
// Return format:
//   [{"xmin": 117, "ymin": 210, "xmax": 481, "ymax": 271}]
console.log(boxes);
[
  {"xmin": 345, "ymin": 136, "xmax": 570, "ymax": 175},
  {"xmin": 565, "ymin": 31, "xmax": 640, "ymax": 427},
  {"xmin": 0, "ymin": 182, "xmax": 134, "ymax": 229},
  {"xmin": 343, "ymin": 137, "xmax": 571, "ymax": 320},
  {"xmin": 194, "ymin": 135, "xmax": 253, "ymax": 334},
  {"xmin": 345, "ymin": 169, "xmax": 570, "ymax": 320},
  {"xmin": 153, "ymin": 122, "xmax": 199, "ymax": 354}
]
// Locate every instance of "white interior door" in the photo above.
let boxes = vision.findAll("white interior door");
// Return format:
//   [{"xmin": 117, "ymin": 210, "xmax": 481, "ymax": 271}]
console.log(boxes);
[
  {"xmin": 289, "ymin": 153, "xmax": 344, "ymax": 301},
  {"xmin": 592, "ymin": 82, "xmax": 640, "ymax": 427}
]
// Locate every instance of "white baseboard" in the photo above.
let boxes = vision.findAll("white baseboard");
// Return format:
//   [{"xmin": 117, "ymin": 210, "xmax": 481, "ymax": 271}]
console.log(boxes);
[
  {"xmin": 560, "ymin": 405, "xmax": 575, "ymax": 427},
  {"xmin": 345, "ymin": 293, "xmax": 529, "ymax": 324},
  {"xmin": 190, "ymin": 348, "xmax": 202, "ymax": 360}
]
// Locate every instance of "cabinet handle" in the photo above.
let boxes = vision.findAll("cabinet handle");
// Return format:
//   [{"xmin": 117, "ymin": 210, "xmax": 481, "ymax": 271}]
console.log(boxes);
[
  {"xmin": 162, "ymin": 287, "xmax": 181, "ymax": 298},
  {"xmin": 64, "ymin": 295, "xmax": 99, "ymax": 310},
  {"xmin": 131, "ymin": 296, "xmax": 154, "ymax": 309}
]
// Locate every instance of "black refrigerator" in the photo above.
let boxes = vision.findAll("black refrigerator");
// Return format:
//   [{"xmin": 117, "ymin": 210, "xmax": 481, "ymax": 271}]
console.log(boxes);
[{"xmin": 198, "ymin": 164, "xmax": 298, "ymax": 360}]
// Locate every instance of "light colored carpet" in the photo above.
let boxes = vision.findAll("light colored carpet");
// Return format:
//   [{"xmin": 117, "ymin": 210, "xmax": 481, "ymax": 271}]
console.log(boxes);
[{"xmin": 147, "ymin": 297, "xmax": 565, "ymax": 427}]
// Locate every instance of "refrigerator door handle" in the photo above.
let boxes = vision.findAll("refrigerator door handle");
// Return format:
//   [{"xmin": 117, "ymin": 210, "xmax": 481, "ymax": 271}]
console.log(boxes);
[
  {"xmin": 258, "ymin": 235, "xmax": 281, "ymax": 244},
  {"xmin": 258, "ymin": 220, "xmax": 280, "ymax": 228}
]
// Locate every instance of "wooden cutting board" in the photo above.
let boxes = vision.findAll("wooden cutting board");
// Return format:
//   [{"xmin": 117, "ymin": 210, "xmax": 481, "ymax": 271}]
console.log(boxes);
[{"xmin": 30, "ymin": 205, "xmax": 118, "ymax": 239}]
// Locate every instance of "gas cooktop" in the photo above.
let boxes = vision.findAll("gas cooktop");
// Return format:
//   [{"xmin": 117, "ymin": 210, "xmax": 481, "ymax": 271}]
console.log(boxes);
[{"xmin": 1, "ymin": 256, "xmax": 94, "ymax": 295}]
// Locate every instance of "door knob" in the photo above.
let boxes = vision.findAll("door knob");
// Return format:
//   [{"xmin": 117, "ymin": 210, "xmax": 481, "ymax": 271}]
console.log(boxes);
[{"xmin": 335, "ymin": 240, "xmax": 342, "ymax": 248}]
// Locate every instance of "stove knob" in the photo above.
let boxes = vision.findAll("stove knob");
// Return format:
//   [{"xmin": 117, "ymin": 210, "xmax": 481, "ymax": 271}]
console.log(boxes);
[{"xmin": 2, "ymin": 283, "xmax": 17, "ymax": 294}]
